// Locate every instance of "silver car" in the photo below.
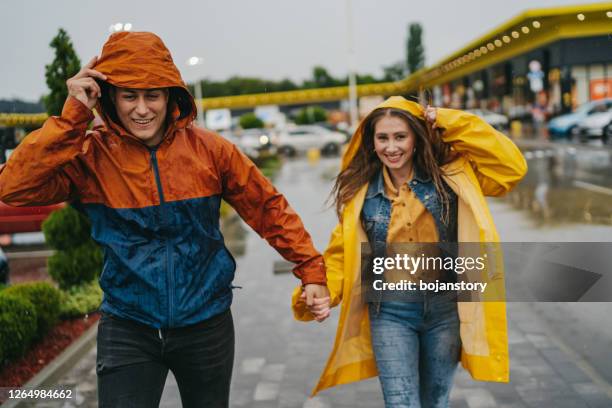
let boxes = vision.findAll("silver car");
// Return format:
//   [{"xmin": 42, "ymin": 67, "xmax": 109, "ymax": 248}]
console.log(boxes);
[
  {"xmin": 575, "ymin": 107, "xmax": 612, "ymax": 144},
  {"xmin": 229, "ymin": 128, "xmax": 276, "ymax": 158},
  {"xmin": 276, "ymin": 125, "xmax": 346, "ymax": 156}
]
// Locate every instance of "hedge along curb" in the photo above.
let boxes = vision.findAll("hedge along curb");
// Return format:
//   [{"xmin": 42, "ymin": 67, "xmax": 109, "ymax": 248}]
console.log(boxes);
[{"xmin": 3, "ymin": 318, "xmax": 98, "ymax": 408}]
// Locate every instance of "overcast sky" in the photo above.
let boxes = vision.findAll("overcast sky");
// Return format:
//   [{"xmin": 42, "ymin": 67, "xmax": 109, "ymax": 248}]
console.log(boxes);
[{"xmin": 1, "ymin": 0, "xmax": 599, "ymax": 101}]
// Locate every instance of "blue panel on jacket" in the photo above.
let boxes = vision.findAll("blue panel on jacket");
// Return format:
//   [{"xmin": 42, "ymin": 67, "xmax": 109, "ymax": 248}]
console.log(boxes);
[{"xmin": 81, "ymin": 194, "xmax": 236, "ymax": 329}]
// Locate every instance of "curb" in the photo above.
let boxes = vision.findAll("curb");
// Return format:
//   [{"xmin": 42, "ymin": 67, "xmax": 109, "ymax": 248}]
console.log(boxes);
[{"xmin": 2, "ymin": 318, "xmax": 99, "ymax": 408}]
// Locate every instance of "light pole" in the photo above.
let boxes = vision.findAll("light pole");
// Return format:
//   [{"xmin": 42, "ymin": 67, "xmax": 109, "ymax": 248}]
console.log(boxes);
[
  {"xmin": 346, "ymin": 0, "xmax": 358, "ymax": 129},
  {"xmin": 187, "ymin": 56, "xmax": 205, "ymax": 127}
]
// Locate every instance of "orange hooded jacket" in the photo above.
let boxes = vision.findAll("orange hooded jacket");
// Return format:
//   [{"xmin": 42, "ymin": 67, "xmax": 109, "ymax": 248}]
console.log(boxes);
[{"xmin": 0, "ymin": 32, "xmax": 326, "ymax": 328}]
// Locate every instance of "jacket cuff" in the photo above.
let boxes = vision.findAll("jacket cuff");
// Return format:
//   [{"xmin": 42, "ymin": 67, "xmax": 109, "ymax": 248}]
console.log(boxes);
[
  {"xmin": 295, "ymin": 256, "xmax": 327, "ymax": 286},
  {"xmin": 436, "ymin": 108, "xmax": 483, "ymax": 133},
  {"xmin": 434, "ymin": 108, "xmax": 456, "ymax": 132},
  {"xmin": 61, "ymin": 97, "xmax": 95, "ymax": 129}
]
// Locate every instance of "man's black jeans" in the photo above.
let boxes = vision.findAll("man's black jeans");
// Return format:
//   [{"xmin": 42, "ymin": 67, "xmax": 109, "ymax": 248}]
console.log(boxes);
[{"xmin": 96, "ymin": 309, "xmax": 234, "ymax": 408}]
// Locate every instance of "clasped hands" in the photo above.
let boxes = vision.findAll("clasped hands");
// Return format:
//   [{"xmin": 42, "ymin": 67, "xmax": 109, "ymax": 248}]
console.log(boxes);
[{"xmin": 300, "ymin": 284, "xmax": 331, "ymax": 322}]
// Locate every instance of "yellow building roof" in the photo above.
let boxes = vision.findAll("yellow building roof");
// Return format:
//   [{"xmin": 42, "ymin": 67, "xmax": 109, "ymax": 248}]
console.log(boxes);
[{"xmin": 414, "ymin": 2, "xmax": 612, "ymax": 88}]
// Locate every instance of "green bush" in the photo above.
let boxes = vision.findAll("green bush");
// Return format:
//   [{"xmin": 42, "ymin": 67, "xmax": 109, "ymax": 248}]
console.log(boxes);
[
  {"xmin": 42, "ymin": 205, "xmax": 91, "ymax": 251},
  {"xmin": 43, "ymin": 205, "xmax": 103, "ymax": 289},
  {"xmin": 295, "ymin": 106, "xmax": 327, "ymax": 125},
  {"xmin": 59, "ymin": 280, "xmax": 103, "ymax": 318},
  {"xmin": 0, "ymin": 293, "xmax": 37, "ymax": 364},
  {"xmin": 48, "ymin": 242, "xmax": 103, "ymax": 289},
  {"xmin": 252, "ymin": 152, "xmax": 282, "ymax": 179},
  {"xmin": 239, "ymin": 113, "xmax": 264, "ymax": 129},
  {"xmin": 3, "ymin": 282, "xmax": 61, "ymax": 339}
]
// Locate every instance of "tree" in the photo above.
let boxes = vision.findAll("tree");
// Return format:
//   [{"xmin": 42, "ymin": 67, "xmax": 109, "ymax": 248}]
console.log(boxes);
[
  {"xmin": 406, "ymin": 23, "xmax": 425, "ymax": 74},
  {"xmin": 239, "ymin": 113, "xmax": 264, "ymax": 129},
  {"xmin": 313, "ymin": 66, "xmax": 338, "ymax": 88},
  {"xmin": 383, "ymin": 61, "xmax": 406, "ymax": 81},
  {"xmin": 356, "ymin": 74, "xmax": 378, "ymax": 85},
  {"xmin": 41, "ymin": 29, "xmax": 101, "ymax": 292},
  {"xmin": 301, "ymin": 66, "xmax": 341, "ymax": 89},
  {"xmin": 43, "ymin": 28, "xmax": 81, "ymax": 116},
  {"xmin": 277, "ymin": 78, "xmax": 299, "ymax": 91},
  {"xmin": 295, "ymin": 106, "xmax": 327, "ymax": 125},
  {"xmin": 185, "ymin": 67, "xmax": 394, "ymax": 97}
]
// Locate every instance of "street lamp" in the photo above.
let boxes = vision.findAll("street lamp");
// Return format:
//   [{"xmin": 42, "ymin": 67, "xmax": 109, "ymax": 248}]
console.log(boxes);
[
  {"xmin": 346, "ymin": 0, "xmax": 358, "ymax": 129},
  {"xmin": 187, "ymin": 57, "xmax": 205, "ymax": 127},
  {"xmin": 109, "ymin": 22, "xmax": 132, "ymax": 33}
]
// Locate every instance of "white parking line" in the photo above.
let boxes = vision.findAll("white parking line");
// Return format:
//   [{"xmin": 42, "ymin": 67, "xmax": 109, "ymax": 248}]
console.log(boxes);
[
  {"xmin": 573, "ymin": 180, "xmax": 612, "ymax": 196},
  {"xmin": 253, "ymin": 382, "xmax": 279, "ymax": 401},
  {"xmin": 241, "ymin": 357, "xmax": 266, "ymax": 375}
]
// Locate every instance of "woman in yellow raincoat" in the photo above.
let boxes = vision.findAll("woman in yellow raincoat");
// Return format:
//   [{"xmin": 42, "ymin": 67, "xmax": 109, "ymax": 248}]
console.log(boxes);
[{"xmin": 293, "ymin": 96, "xmax": 527, "ymax": 407}]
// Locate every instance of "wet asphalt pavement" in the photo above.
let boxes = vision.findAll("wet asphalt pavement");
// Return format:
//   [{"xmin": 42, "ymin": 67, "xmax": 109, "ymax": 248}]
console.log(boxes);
[{"xmin": 13, "ymin": 143, "xmax": 612, "ymax": 407}]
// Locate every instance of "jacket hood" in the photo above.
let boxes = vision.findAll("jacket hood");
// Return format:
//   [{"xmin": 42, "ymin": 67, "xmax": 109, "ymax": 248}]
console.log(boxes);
[
  {"xmin": 341, "ymin": 96, "xmax": 425, "ymax": 171},
  {"xmin": 93, "ymin": 31, "xmax": 197, "ymax": 133}
]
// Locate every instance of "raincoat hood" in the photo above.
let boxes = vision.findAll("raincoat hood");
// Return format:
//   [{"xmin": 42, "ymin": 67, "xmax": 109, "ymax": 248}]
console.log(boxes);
[
  {"xmin": 341, "ymin": 96, "xmax": 425, "ymax": 170},
  {"xmin": 93, "ymin": 31, "xmax": 197, "ymax": 132}
]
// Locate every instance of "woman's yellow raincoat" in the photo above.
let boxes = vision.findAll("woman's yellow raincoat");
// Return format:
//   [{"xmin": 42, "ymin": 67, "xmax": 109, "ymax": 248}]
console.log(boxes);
[{"xmin": 292, "ymin": 96, "xmax": 528, "ymax": 396}]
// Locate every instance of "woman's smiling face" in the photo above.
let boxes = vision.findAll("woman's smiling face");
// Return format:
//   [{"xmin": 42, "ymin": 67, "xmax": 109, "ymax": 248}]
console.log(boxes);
[{"xmin": 373, "ymin": 114, "xmax": 416, "ymax": 175}]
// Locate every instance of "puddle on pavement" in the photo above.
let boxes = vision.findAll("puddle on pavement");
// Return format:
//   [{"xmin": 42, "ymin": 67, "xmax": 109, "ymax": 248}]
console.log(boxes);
[{"xmin": 506, "ymin": 145, "xmax": 612, "ymax": 226}]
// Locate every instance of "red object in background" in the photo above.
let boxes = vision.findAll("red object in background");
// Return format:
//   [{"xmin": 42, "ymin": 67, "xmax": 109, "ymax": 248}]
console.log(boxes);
[
  {"xmin": 0, "ymin": 201, "xmax": 65, "ymax": 234},
  {"xmin": 590, "ymin": 79, "xmax": 612, "ymax": 101}
]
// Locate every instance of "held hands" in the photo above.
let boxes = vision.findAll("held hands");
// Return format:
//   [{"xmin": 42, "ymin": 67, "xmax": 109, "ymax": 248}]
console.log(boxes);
[
  {"xmin": 66, "ymin": 56, "xmax": 107, "ymax": 110},
  {"xmin": 300, "ymin": 284, "xmax": 331, "ymax": 322}
]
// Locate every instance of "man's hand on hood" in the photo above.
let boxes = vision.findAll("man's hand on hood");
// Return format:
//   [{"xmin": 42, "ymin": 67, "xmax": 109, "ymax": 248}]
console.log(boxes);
[{"xmin": 66, "ymin": 56, "xmax": 107, "ymax": 110}]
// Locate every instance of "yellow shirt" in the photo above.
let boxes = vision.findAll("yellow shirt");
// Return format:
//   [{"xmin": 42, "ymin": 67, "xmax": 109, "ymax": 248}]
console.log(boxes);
[
  {"xmin": 382, "ymin": 166, "xmax": 438, "ymax": 244},
  {"xmin": 382, "ymin": 166, "xmax": 442, "ymax": 282}
]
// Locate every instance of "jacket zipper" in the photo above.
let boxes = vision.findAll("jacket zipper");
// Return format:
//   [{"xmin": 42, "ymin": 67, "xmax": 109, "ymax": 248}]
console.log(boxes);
[{"xmin": 150, "ymin": 148, "xmax": 174, "ymax": 327}]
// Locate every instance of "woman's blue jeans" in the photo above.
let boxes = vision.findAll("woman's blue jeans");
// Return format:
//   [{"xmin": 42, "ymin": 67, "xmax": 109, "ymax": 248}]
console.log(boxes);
[{"xmin": 368, "ymin": 292, "xmax": 461, "ymax": 408}]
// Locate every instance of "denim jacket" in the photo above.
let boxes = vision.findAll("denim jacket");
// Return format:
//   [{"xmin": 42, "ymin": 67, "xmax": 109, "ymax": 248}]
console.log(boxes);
[
  {"xmin": 361, "ymin": 166, "xmax": 458, "ymax": 302},
  {"xmin": 361, "ymin": 166, "xmax": 458, "ymax": 256}
]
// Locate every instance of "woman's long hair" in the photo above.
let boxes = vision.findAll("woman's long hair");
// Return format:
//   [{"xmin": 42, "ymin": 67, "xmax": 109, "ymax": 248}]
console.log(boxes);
[{"xmin": 330, "ymin": 107, "xmax": 459, "ymax": 222}]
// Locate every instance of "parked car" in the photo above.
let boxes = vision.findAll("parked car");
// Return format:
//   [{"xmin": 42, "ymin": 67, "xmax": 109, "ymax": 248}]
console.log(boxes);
[
  {"xmin": 575, "ymin": 108, "xmax": 612, "ymax": 144},
  {"xmin": 547, "ymin": 98, "xmax": 612, "ymax": 140},
  {"xmin": 233, "ymin": 128, "xmax": 276, "ymax": 158},
  {"xmin": 0, "ymin": 246, "xmax": 8, "ymax": 285},
  {"xmin": 0, "ymin": 201, "xmax": 65, "ymax": 235},
  {"xmin": 466, "ymin": 109, "xmax": 509, "ymax": 129},
  {"xmin": 276, "ymin": 125, "xmax": 346, "ymax": 156},
  {"xmin": 508, "ymin": 105, "xmax": 530, "ymax": 121}
]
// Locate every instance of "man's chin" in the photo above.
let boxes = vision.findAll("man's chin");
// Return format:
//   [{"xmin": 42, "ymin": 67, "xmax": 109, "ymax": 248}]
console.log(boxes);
[{"xmin": 131, "ymin": 132, "xmax": 155, "ymax": 142}]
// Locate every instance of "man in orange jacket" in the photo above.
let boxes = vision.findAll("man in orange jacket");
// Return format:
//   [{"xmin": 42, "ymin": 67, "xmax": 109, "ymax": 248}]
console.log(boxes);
[{"xmin": 0, "ymin": 32, "xmax": 330, "ymax": 407}]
